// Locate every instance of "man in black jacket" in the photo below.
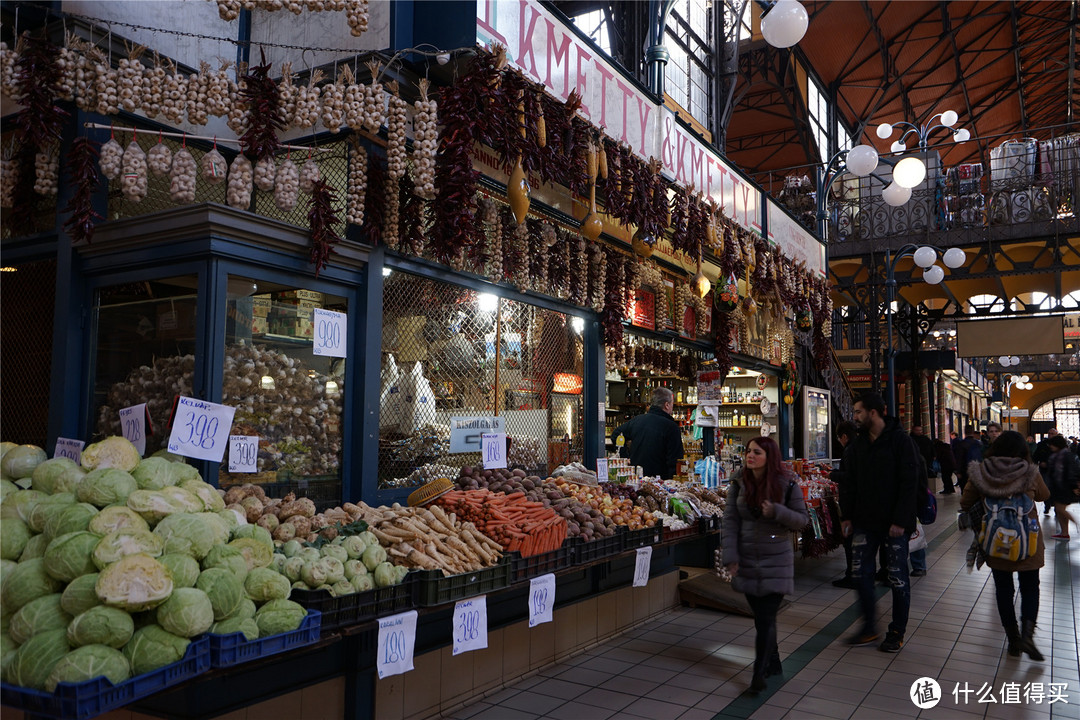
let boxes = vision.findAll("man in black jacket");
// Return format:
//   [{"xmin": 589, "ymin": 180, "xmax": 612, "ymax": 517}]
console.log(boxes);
[
  {"xmin": 831, "ymin": 420, "xmax": 859, "ymax": 588},
  {"xmin": 840, "ymin": 392, "xmax": 918, "ymax": 654},
  {"xmin": 910, "ymin": 424, "xmax": 935, "ymax": 480},
  {"xmin": 611, "ymin": 387, "xmax": 684, "ymax": 479}
]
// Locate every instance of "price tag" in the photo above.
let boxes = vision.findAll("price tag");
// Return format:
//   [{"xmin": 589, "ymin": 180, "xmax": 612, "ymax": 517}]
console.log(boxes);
[
  {"xmin": 376, "ymin": 610, "xmax": 417, "ymax": 679},
  {"xmin": 528, "ymin": 574, "xmax": 555, "ymax": 628},
  {"xmin": 166, "ymin": 396, "xmax": 236, "ymax": 462},
  {"xmin": 119, "ymin": 403, "xmax": 148, "ymax": 456},
  {"xmin": 596, "ymin": 457, "xmax": 608, "ymax": 481},
  {"xmin": 598, "ymin": 401, "xmax": 606, "ymax": 422},
  {"xmin": 632, "ymin": 546, "xmax": 653, "ymax": 588},
  {"xmin": 54, "ymin": 438, "xmax": 84, "ymax": 464},
  {"xmin": 228, "ymin": 435, "xmax": 259, "ymax": 473},
  {"xmin": 452, "ymin": 596, "xmax": 488, "ymax": 655},
  {"xmin": 312, "ymin": 308, "xmax": 347, "ymax": 358},
  {"xmin": 481, "ymin": 432, "xmax": 507, "ymax": 470}
]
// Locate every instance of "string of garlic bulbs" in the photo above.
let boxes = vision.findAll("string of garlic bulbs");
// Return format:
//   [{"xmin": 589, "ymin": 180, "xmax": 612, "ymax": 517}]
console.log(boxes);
[
  {"xmin": 143, "ymin": 53, "xmax": 167, "ymax": 119},
  {"xmin": 227, "ymin": 154, "xmax": 253, "ymax": 208},
  {"xmin": 293, "ymin": 68, "xmax": 323, "ymax": 130},
  {"xmin": 487, "ymin": 207, "xmax": 503, "ymax": 281},
  {"xmin": 121, "ymin": 140, "xmax": 148, "ymax": 202},
  {"xmin": 170, "ymin": 147, "xmax": 197, "ymax": 202},
  {"xmin": 254, "ymin": 156, "xmax": 276, "ymax": 192},
  {"xmin": 284, "ymin": 0, "xmax": 303, "ymax": 15},
  {"xmin": 343, "ymin": 65, "xmax": 364, "ymax": 132},
  {"xmin": 93, "ymin": 55, "xmax": 120, "ymax": 116},
  {"xmin": 117, "ymin": 43, "xmax": 147, "ymax": 114},
  {"xmin": 56, "ymin": 34, "xmax": 80, "ymax": 102},
  {"xmin": 160, "ymin": 58, "xmax": 187, "ymax": 125},
  {"xmin": 278, "ymin": 62, "xmax": 297, "ymax": 130},
  {"xmin": 321, "ymin": 65, "xmax": 347, "ymax": 134},
  {"xmin": 298, "ymin": 155, "xmax": 321, "ymax": 193},
  {"xmin": 99, "ymin": 137, "xmax": 124, "ymax": 180},
  {"xmin": 226, "ymin": 63, "xmax": 248, "ymax": 135},
  {"xmin": 206, "ymin": 60, "xmax": 233, "ymax": 118},
  {"xmin": 385, "ymin": 81, "xmax": 407, "ymax": 180},
  {"xmin": 383, "ymin": 174, "xmax": 399, "ymax": 250},
  {"xmin": 345, "ymin": 0, "xmax": 370, "ymax": 36},
  {"xmin": 412, "ymin": 78, "xmax": 437, "ymax": 200},
  {"xmin": 34, "ymin": 146, "xmax": 60, "ymax": 197},
  {"xmin": 0, "ymin": 40, "xmax": 20, "ymax": 101},
  {"xmin": 187, "ymin": 62, "xmax": 211, "ymax": 126},
  {"xmin": 215, "ymin": 0, "xmax": 242, "ymax": 20},
  {"xmin": 201, "ymin": 147, "xmax": 228, "ymax": 184},
  {"xmin": 73, "ymin": 45, "xmax": 99, "ymax": 112},
  {"xmin": 346, "ymin": 139, "xmax": 366, "ymax": 226},
  {"xmin": 361, "ymin": 60, "xmax": 383, "ymax": 133},
  {"xmin": 274, "ymin": 158, "xmax": 300, "ymax": 211},
  {"xmin": 0, "ymin": 155, "xmax": 17, "ymax": 208},
  {"xmin": 147, "ymin": 141, "xmax": 173, "ymax": 177}
]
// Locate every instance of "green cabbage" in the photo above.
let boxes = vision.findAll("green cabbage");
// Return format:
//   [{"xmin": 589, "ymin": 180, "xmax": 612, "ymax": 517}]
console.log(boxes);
[
  {"xmin": 155, "ymin": 588, "xmax": 213, "ymax": 638},
  {"xmin": 228, "ymin": 538, "xmax": 272, "ymax": 571},
  {"xmin": 43, "ymin": 503, "xmax": 99, "ymax": 540},
  {"xmin": 150, "ymin": 449, "xmax": 186, "ymax": 463},
  {"xmin": 0, "ymin": 443, "xmax": 15, "ymax": 461},
  {"xmin": 227, "ymin": 597, "xmax": 256, "ymax": 622},
  {"xmin": 127, "ymin": 487, "xmax": 204, "ymax": 524},
  {"xmin": 92, "ymin": 530, "xmax": 163, "ymax": 569},
  {"xmin": 43, "ymin": 531, "xmax": 101, "ymax": 582},
  {"xmin": 45, "ymin": 644, "xmax": 130, "ymax": 691},
  {"xmin": 216, "ymin": 508, "xmax": 243, "ymax": 533},
  {"xmin": 281, "ymin": 539, "xmax": 304, "ymax": 558},
  {"xmin": 209, "ymin": 617, "xmax": 258, "ymax": 641},
  {"xmin": 4, "ymin": 628, "xmax": 69, "ymax": 689},
  {"xmin": 89, "ymin": 506, "xmax": 149, "ymax": 536},
  {"xmin": 1, "ymin": 559, "xmax": 62, "ymax": 613},
  {"xmin": 95, "ymin": 554, "xmax": 173, "ymax": 612},
  {"xmin": 179, "ymin": 480, "xmax": 224, "ymax": 512},
  {"xmin": 60, "ymin": 573, "xmax": 101, "ymax": 616},
  {"xmin": 243, "ymin": 567, "xmax": 291, "ymax": 603},
  {"xmin": 9, "ymin": 594, "xmax": 71, "ymax": 645},
  {"xmin": 18, "ymin": 533, "xmax": 50, "ymax": 562},
  {"xmin": 1, "ymin": 445, "xmax": 47, "ymax": 480},
  {"xmin": 158, "ymin": 553, "xmax": 200, "ymax": 588},
  {"xmin": 1, "ymin": 489, "xmax": 46, "ymax": 523},
  {"xmin": 77, "ymin": 469, "xmax": 137, "ymax": 508},
  {"xmin": 201, "ymin": 545, "xmax": 249, "ymax": 582},
  {"xmin": 195, "ymin": 568, "xmax": 244, "ymax": 620},
  {"xmin": 153, "ymin": 512, "xmax": 228, "ymax": 560},
  {"xmin": 1, "ymin": 517, "xmax": 31, "ymax": 561},
  {"xmin": 1, "ymin": 558, "xmax": 16, "ymax": 584},
  {"xmin": 231, "ymin": 525, "xmax": 273, "ymax": 548},
  {"xmin": 168, "ymin": 462, "xmax": 200, "ymax": 485},
  {"xmin": 122, "ymin": 625, "xmax": 189, "ymax": 675},
  {"xmin": 31, "ymin": 458, "xmax": 78, "ymax": 495},
  {"xmin": 1, "ymin": 479, "xmax": 18, "ymax": 500},
  {"xmin": 27, "ymin": 493, "xmax": 75, "ymax": 534},
  {"xmin": 67, "ymin": 605, "xmax": 135, "ymax": 649},
  {"xmin": 81, "ymin": 437, "xmax": 140, "ymax": 473},
  {"xmin": 52, "ymin": 465, "xmax": 88, "ymax": 495},
  {"xmin": 253, "ymin": 599, "xmax": 306, "ymax": 637},
  {"xmin": 130, "ymin": 458, "xmax": 177, "ymax": 491}
]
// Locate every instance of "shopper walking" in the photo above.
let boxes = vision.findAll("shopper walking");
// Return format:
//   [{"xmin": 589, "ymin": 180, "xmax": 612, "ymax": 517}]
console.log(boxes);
[
  {"xmin": 840, "ymin": 392, "xmax": 918, "ymax": 653},
  {"xmin": 611, "ymin": 387, "xmax": 684, "ymax": 479},
  {"xmin": 1033, "ymin": 428, "xmax": 1057, "ymax": 516},
  {"xmin": 1045, "ymin": 435, "xmax": 1080, "ymax": 540},
  {"xmin": 831, "ymin": 420, "xmax": 858, "ymax": 588},
  {"xmin": 935, "ymin": 438, "xmax": 957, "ymax": 494},
  {"xmin": 954, "ymin": 425, "xmax": 983, "ymax": 492},
  {"xmin": 910, "ymin": 425, "xmax": 936, "ymax": 478},
  {"xmin": 722, "ymin": 436, "xmax": 809, "ymax": 694},
  {"xmin": 961, "ymin": 431, "xmax": 1049, "ymax": 660}
]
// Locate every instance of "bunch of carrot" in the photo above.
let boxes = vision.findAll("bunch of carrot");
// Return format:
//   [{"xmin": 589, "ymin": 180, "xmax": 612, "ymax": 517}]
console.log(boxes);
[{"xmin": 435, "ymin": 489, "xmax": 568, "ymax": 558}]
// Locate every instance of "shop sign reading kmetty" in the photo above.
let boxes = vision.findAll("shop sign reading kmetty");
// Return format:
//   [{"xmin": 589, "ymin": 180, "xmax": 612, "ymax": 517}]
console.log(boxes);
[{"xmin": 476, "ymin": 0, "xmax": 764, "ymax": 239}]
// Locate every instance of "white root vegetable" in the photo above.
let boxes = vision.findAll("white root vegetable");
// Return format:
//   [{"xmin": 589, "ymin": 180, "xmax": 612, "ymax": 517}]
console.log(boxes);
[
  {"xmin": 206, "ymin": 59, "xmax": 232, "ymax": 118},
  {"xmin": 346, "ymin": 139, "xmax": 366, "ymax": 226},
  {"xmin": 383, "ymin": 173, "xmax": 399, "ymax": 250},
  {"xmin": 227, "ymin": 154, "xmax": 253, "ymax": 208},
  {"xmin": 0, "ymin": 41, "xmax": 19, "ymax": 101},
  {"xmin": 298, "ymin": 156, "xmax": 321, "ymax": 193},
  {"xmin": 227, "ymin": 65, "xmax": 248, "ymax": 135},
  {"xmin": 73, "ymin": 45, "xmax": 100, "ymax": 112},
  {"xmin": 169, "ymin": 148, "xmax": 197, "ymax": 202},
  {"xmin": 412, "ymin": 78, "xmax": 437, "ymax": 200},
  {"xmin": 56, "ymin": 34, "xmax": 80, "ymax": 103},
  {"xmin": 274, "ymin": 158, "xmax": 300, "ymax": 211},
  {"xmin": 215, "ymin": 0, "xmax": 241, "ymax": 20},
  {"xmin": 99, "ymin": 138, "xmax": 124, "ymax": 180},
  {"xmin": 385, "ymin": 81, "xmax": 407, "ymax": 180},
  {"xmin": 121, "ymin": 140, "xmax": 148, "ymax": 202},
  {"xmin": 147, "ymin": 142, "xmax": 173, "ymax": 176},
  {"xmin": 93, "ymin": 58, "xmax": 120, "ymax": 116},
  {"xmin": 254, "ymin": 156, "xmax": 276, "ymax": 192}
]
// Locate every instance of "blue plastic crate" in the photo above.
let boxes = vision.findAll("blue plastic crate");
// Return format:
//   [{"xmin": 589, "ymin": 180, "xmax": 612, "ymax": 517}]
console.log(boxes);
[
  {"xmin": 208, "ymin": 609, "xmax": 322, "ymax": 668},
  {"xmin": 0, "ymin": 635, "xmax": 209, "ymax": 720}
]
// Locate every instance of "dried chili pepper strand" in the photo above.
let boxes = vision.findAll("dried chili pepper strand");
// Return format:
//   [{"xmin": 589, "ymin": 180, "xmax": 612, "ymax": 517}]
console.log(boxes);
[{"xmin": 62, "ymin": 136, "xmax": 103, "ymax": 244}]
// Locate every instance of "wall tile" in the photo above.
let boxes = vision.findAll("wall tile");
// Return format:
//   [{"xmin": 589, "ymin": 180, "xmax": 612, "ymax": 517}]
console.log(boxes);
[
  {"xmin": 502, "ymin": 620, "xmax": 531, "ymax": 681},
  {"xmin": 528, "ymin": 618, "xmax": 556, "ymax": 669},
  {"xmin": 441, "ymin": 643, "xmax": 476, "ymax": 709},
  {"xmin": 553, "ymin": 606, "xmax": 577, "ymax": 660},
  {"xmin": 402, "ymin": 649, "xmax": 442, "ymax": 719},
  {"xmin": 375, "ymin": 672, "xmax": 406, "ymax": 720},
  {"xmin": 576, "ymin": 597, "xmax": 598, "ymax": 647},
  {"xmin": 300, "ymin": 678, "xmax": 345, "ymax": 720}
]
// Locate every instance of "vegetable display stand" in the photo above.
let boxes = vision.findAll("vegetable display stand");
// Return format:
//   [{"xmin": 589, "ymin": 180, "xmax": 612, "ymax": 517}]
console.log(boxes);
[
  {"xmin": 291, "ymin": 575, "xmax": 417, "ymax": 631},
  {"xmin": 0, "ymin": 636, "xmax": 210, "ymax": 720},
  {"xmin": 509, "ymin": 540, "xmax": 575, "ymax": 583},
  {"xmin": 663, "ymin": 524, "xmax": 701, "ymax": 542},
  {"xmin": 570, "ymin": 532, "xmax": 624, "ymax": 564},
  {"xmin": 208, "ymin": 610, "xmax": 322, "ymax": 668},
  {"xmin": 703, "ymin": 515, "xmax": 721, "ymax": 532},
  {"xmin": 623, "ymin": 525, "xmax": 663, "ymax": 549},
  {"xmin": 416, "ymin": 556, "xmax": 511, "ymax": 607}
]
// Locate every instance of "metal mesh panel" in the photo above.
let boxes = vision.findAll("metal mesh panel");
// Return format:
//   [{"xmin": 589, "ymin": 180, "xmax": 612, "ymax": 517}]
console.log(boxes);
[
  {"xmin": 1, "ymin": 128, "xmax": 59, "ymax": 239},
  {"xmin": 378, "ymin": 271, "xmax": 586, "ymax": 489},
  {"xmin": 0, "ymin": 260, "xmax": 56, "ymax": 445}
]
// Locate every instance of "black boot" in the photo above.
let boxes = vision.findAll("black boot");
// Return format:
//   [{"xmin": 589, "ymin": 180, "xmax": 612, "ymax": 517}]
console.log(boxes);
[
  {"xmin": 1004, "ymin": 622, "xmax": 1021, "ymax": 657},
  {"xmin": 766, "ymin": 648, "xmax": 783, "ymax": 677},
  {"xmin": 1020, "ymin": 619, "xmax": 1045, "ymax": 661},
  {"xmin": 749, "ymin": 671, "xmax": 767, "ymax": 694}
]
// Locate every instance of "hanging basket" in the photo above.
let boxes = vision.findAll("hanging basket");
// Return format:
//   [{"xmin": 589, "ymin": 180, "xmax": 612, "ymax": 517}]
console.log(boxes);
[{"xmin": 714, "ymin": 273, "xmax": 740, "ymax": 313}]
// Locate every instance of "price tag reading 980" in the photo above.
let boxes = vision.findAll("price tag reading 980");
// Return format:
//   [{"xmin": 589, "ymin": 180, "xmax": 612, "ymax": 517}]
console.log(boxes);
[
  {"xmin": 167, "ymin": 396, "xmax": 236, "ymax": 462},
  {"xmin": 312, "ymin": 308, "xmax": 347, "ymax": 358},
  {"xmin": 376, "ymin": 610, "xmax": 417, "ymax": 679},
  {"xmin": 228, "ymin": 435, "xmax": 259, "ymax": 473},
  {"xmin": 452, "ymin": 596, "xmax": 488, "ymax": 655},
  {"xmin": 528, "ymin": 574, "xmax": 556, "ymax": 627}
]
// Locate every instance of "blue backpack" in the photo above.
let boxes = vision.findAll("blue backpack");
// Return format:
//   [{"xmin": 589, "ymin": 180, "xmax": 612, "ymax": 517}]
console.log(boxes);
[{"xmin": 977, "ymin": 494, "xmax": 1039, "ymax": 562}]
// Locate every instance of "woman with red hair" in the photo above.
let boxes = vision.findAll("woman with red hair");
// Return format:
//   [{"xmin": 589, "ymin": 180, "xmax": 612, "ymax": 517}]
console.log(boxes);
[{"xmin": 722, "ymin": 437, "xmax": 809, "ymax": 694}]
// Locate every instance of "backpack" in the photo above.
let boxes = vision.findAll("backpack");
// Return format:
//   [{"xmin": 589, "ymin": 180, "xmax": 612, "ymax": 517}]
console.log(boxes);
[
  {"xmin": 918, "ymin": 487, "xmax": 937, "ymax": 525},
  {"xmin": 977, "ymin": 494, "xmax": 1039, "ymax": 562}
]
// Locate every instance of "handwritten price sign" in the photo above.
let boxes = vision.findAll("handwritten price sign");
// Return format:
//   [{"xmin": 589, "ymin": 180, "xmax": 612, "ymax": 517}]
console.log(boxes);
[
  {"xmin": 633, "ymin": 546, "xmax": 653, "ymax": 588},
  {"xmin": 452, "ymin": 596, "xmax": 488, "ymax": 655},
  {"xmin": 376, "ymin": 610, "xmax": 417, "ymax": 679},
  {"xmin": 119, "ymin": 403, "xmax": 148, "ymax": 456},
  {"xmin": 481, "ymin": 433, "xmax": 507, "ymax": 470},
  {"xmin": 312, "ymin": 308, "xmax": 347, "ymax": 358},
  {"xmin": 596, "ymin": 458, "xmax": 608, "ymax": 481},
  {"xmin": 228, "ymin": 435, "xmax": 259, "ymax": 473},
  {"xmin": 167, "ymin": 397, "xmax": 236, "ymax": 462},
  {"xmin": 54, "ymin": 438, "xmax": 85, "ymax": 464},
  {"xmin": 528, "ymin": 574, "xmax": 556, "ymax": 627}
]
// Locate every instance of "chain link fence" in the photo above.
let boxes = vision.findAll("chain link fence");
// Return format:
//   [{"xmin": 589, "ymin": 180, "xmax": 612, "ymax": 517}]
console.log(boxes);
[
  {"xmin": 378, "ymin": 270, "xmax": 586, "ymax": 489},
  {"xmin": 0, "ymin": 259, "xmax": 56, "ymax": 446}
]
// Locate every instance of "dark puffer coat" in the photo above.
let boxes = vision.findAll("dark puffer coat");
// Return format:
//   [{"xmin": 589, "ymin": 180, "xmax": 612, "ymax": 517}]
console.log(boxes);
[
  {"xmin": 722, "ymin": 469, "xmax": 809, "ymax": 597},
  {"xmin": 961, "ymin": 457, "xmax": 1049, "ymax": 572}
]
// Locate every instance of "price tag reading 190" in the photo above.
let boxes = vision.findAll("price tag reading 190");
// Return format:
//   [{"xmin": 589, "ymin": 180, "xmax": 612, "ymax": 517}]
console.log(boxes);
[
  {"xmin": 528, "ymin": 574, "xmax": 556, "ymax": 628},
  {"xmin": 228, "ymin": 435, "xmax": 259, "ymax": 473},
  {"xmin": 376, "ymin": 610, "xmax": 417, "ymax": 679},
  {"xmin": 118, "ymin": 403, "xmax": 148, "ymax": 456},
  {"xmin": 633, "ymin": 546, "xmax": 653, "ymax": 588},
  {"xmin": 167, "ymin": 396, "xmax": 236, "ymax": 463},
  {"xmin": 452, "ymin": 596, "xmax": 488, "ymax": 655},
  {"xmin": 312, "ymin": 308, "xmax": 347, "ymax": 358}
]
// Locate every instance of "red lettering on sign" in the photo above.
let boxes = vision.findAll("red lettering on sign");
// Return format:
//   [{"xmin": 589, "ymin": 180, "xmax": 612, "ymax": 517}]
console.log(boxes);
[
  {"xmin": 690, "ymin": 143, "xmax": 704, "ymax": 192},
  {"xmin": 544, "ymin": 20, "xmax": 571, "ymax": 95},
  {"xmin": 518, "ymin": 0, "xmax": 541, "ymax": 79},
  {"xmin": 661, "ymin": 115, "xmax": 674, "ymax": 169},
  {"xmin": 575, "ymin": 45, "xmax": 592, "ymax": 118},
  {"xmin": 476, "ymin": 0, "xmax": 508, "ymax": 47},
  {"xmin": 616, "ymin": 79, "xmax": 635, "ymax": 143},
  {"xmin": 705, "ymin": 156, "xmax": 717, "ymax": 195},
  {"xmin": 596, "ymin": 63, "xmax": 614, "ymax": 128},
  {"xmin": 635, "ymin": 96, "xmax": 651, "ymax": 156}
]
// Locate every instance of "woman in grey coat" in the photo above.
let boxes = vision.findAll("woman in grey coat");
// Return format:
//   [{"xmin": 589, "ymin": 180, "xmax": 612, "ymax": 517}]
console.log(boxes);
[{"xmin": 722, "ymin": 436, "xmax": 809, "ymax": 693}]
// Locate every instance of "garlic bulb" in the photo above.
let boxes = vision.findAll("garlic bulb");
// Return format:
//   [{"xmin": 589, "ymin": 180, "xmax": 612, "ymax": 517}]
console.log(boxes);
[
  {"xmin": 93, "ymin": 58, "xmax": 120, "ymax": 116},
  {"xmin": 412, "ymin": 78, "xmax": 437, "ymax": 200},
  {"xmin": 187, "ymin": 62, "xmax": 211, "ymax": 126},
  {"xmin": 121, "ymin": 140, "xmax": 148, "ymax": 202},
  {"xmin": 34, "ymin": 146, "xmax": 60, "ymax": 197},
  {"xmin": 274, "ymin": 159, "xmax": 300, "ymax": 211},
  {"xmin": 117, "ymin": 44, "xmax": 147, "ymax": 114},
  {"xmin": 56, "ymin": 34, "xmax": 80, "ymax": 102},
  {"xmin": 216, "ymin": 0, "xmax": 242, "ymax": 20},
  {"xmin": 170, "ymin": 148, "xmax": 197, "ymax": 202},
  {"xmin": 206, "ymin": 60, "xmax": 232, "ymax": 118},
  {"xmin": 384, "ymin": 173, "xmax": 400, "ymax": 249},
  {"xmin": 99, "ymin": 138, "xmax": 124, "ymax": 180},
  {"xmin": 345, "ymin": 0, "xmax": 369, "ymax": 36},
  {"xmin": 346, "ymin": 140, "xmax": 366, "ymax": 226},
  {"xmin": 1, "ymin": 155, "xmax": 18, "ymax": 207},
  {"xmin": 321, "ymin": 66, "xmax": 348, "ymax": 134},
  {"xmin": 160, "ymin": 59, "xmax": 187, "ymax": 125},
  {"xmin": 0, "ymin": 41, "xmax": 19, "ymax": 101},
  {"xmin": 143, "ymin": 54, "xmax": 166, "ymax": 119},
  {"xmin": 227, "ymin": 65, "xmax": 248, "ymax": 135},
  {"xmin": 253, "ymin": 156, "xmax": 276, "ymax": 192},
  {"xmin": 148, "ymin": 142, "xmax": 173, "ymax": 176},
  {"xmin": 386, "ymin": 81, "xmax": 407, "ymax": 180},
  {"xmin": 278, "ymin": 62, "xmax": 297, "ymax": 130},
  {"xmin": 227, "ymin": 154, "xmax": 253, "ymax": 208},
  {"xmin": 73, "ymin": 47, "xmax": 100, "ymax": 112},
  {"xmin": 201, "ymin": 147, "xmax": 228, "ymax": 184},
  {"xmin": 285, "ymin": 0, "xmax": 303, "ymax": 13},
  {"xmin": 362, "ymin": 60, "xmax": 383, "ymax": 133},
  {"xmin": 293, "ymin": 69, "xmax": 323, "ymax": 130},
  {"xmin": 298, "ymin": 156, "xmax": 321, "ymax": 193}
]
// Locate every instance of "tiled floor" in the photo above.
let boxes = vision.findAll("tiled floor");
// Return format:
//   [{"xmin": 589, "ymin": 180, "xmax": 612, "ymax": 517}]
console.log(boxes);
[{"xmin": 444, "ymin": 494, "xmax": 1080, "ymax": 720}]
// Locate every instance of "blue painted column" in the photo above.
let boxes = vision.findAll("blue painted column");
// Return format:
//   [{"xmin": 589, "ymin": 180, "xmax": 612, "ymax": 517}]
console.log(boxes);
[
  {"xmin": 357, "ymin": 244, "xmax": 386, "ymax": 504},
  {"xmin": 583, "ymin": 317, "xmax": 605, "ymax": 472}
]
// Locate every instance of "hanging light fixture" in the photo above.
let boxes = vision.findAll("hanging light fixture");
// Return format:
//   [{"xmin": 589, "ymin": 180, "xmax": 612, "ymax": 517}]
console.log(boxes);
[
  {"xmin": 881, "ymin": 182, "xmax": 911, "ymax": 206},
  {"xmin": 760, "ymin": 0, "xmax": 808, "ymax": 48},
  {"xmin": 923, "ymin": 265, "xmax": 945, "ymax": 284},
  {"xmin": 913, "ymin": 246, "xmax": 938, "ymax": 268},
  {"xmin": 893, "ymin": 157, "xmax": 927, "ymax": 189},
  {"xmin": 942, "ymin": 247, "xmax": 966, "ymax": 269},
  {"xmin": 845, "ymin": 145, "xmax": 879, "ymax": 176}
]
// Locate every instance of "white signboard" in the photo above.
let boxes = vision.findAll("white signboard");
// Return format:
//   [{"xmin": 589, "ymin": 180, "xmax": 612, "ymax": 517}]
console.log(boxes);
[
  {"xmin": 481, "ymin": 432, "xmax": 508, "ymax": 469},
  {"xmin": 1002, "ymin": 409, "xmax": 1030, "ymax": 417},
  {"xmin": 119, "ymin": 403, "xmax": 148, "ymax": 456},
  {"xmin": 167, "ymin": 397, "xmax": 236, "ymax": 462},
  {"xmin": 598, "ymin": 401, "xmax": 606, "ymax": 423},
  {"xmin": 528, "ymin": 574, "xmax": 556, "ymax": 627},
  {"xmin": 596, "ymin": 457, "xmax": 608, "ymax": 481},
  {"xmin": 228, "ymin": 435, "xmax": 259, "ymax": 473},
  {"xmin": 449, "ymin": 416, "xmax": 507, "ymax": 453},
  {"xmin": 376, "ymin": 610, "xmax": 418, "ymax": 679},
  {"xmin": 312, "ymin": 308, "xmax": 347, "ymax": 358},
  {"xmin": 766, "ymin": 198, "xmax": 827, "ymax": 277},
  {"xmin": 452, "ymin": 596, "xmax": 488, "ymax": 655},
  {"xmin": 633, "ymin": 546, "xmax": 653, "ymax": 587},
  {"xmin": 54, "ymin": 438, "xmax": 84, "ymax": 464}
]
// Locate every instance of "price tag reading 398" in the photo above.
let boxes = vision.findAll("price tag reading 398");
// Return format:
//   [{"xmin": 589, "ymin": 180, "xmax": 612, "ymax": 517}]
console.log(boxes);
[
  {"xmin": 376, "ymin": 610, "xmax": 417, "ymax": 679},
  {"xmin": 167, "ymin": 396, "xmax": 236, "ymax": 463},
  {"xmin": 228, "ymin": 435, "xmax": 259, "ymax": 473},
  {"xmin": 312, "ymin": 308, "xmax": 347, "ymax": 358},
  {"xmin": 452, "ymin": 596, "xmax": 488, "ymax": 655},
  {"xmin": 528, "ymin": 574, "xmax": 556, "ymax": 627}
]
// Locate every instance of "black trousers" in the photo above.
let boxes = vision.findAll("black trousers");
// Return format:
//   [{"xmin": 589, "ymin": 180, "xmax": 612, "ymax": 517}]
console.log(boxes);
[
  {"xmin": 991, "ymin": 568, "xmax": 1040, "ymax": 626},
  {"xmin": 745, "ymin": 592, "xmax": 783, "ymax": 678}
]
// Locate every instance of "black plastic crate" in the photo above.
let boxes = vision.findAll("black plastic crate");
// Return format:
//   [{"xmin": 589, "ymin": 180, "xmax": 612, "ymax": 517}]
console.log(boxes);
[
  {"xmin": 664, "ymin": 524, "xmax": 701, "ymax": 542},
  {"xmin": 703, "ymin": 514, "xmax": 721, "ymax": 532},
  {"xmin": 416, "ymin": 556, "xmax": 512, "ymax": 607},
  {"xmin": 291, "ymin": 575, "xmax": 417, "ymax": 631},
  {"xmin": 509, "ymin": 540, "xmax": 575, "ymax": 583},
  {"xmin": 623, "ymin": 525, "xmax": 663, "ymax": 549},
  {"xmin": 571, "ymin": 532, "xmax": 624, "ymax": 564},
  {"xmin": 208, "ymin": 610, "xmax": 321, "ymax": 668}
]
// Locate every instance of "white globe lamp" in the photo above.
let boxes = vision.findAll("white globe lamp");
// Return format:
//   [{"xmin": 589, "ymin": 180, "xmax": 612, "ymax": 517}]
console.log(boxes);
[
  {"xmin": 1010, "ymin": 356, "xmax": 1020, "ymax": 366},
  {"xmin": 760, "ymin": 0, "xmax": 809, "ymax": 48},
  {"xmin": 999, "ymin": 355, "xmax": 1010, "ymax": 366},
  {"xmin": 845, "ymin": 145, "xmax": 879, "ymax": 176},
  {"xmin": 876, "ymin": 122, "xmax": 893, "ymax": 139},
  {"xmin": 913, "ymin": 246, "xmax": 937, "ymax": 268},
  {"xmin": 1020, "ymin": 375, "xmax": 1030, "ymax": 384},
  {"xmin": 923, "ymin": 265, "xmax": 945, "ymax": 284},
  {"xmin": 940, "ymin": 110, "xmax": 958, "ymax": 127},
  {"xmin": 881, "ymin": 183, "xmax": 911, "ymax": 206},
  {"xmin": 953, "ymin": 128, "xmax": 971, "ymax": 142},
  {"xmin": 943, "ymin": 247, "xmax": 966, "ymax": 269},
  {"xmin": 890, "ymin": 140, "xmax": 906, "ymax": 153},
  {"xmin": 893, "ymin": 157, "xmax": 927, "ymax": 188}
]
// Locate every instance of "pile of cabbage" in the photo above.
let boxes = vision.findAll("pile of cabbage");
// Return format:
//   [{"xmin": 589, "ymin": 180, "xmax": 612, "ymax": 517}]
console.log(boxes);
[
  {"xmin": 277, "ymin": 532, "xmax": 409, "ymax": 597},
  {"xmin": 0, "ymin": 437, "xmax": 307, "ymax": 693}
]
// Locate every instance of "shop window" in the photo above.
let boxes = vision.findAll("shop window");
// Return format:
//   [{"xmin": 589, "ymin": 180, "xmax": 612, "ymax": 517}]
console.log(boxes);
[
  {"xmin": 379, "ymin": 271, "xmax": 585, "ymax": 489},
  {"xmin": 808, "ymin": 75, "xmax": 830, "ymax": 164},
  {"xmin": 217, "ymin": 278, "xmax": 347, "ymax": 503},
  {"xmin": 665, "ymin": 0, "xmax": 714, "ymax": 130},
  {"xmin": 1032, "ymin": 395, "xmax": 1080, "ymax": 438},
  {"xmin": 572, "ymin": 8, "xmax": 613, "ymax": 55},
  {"xmin": 0, "ymin": 259, "xmax": 56, "ymax": 447}
]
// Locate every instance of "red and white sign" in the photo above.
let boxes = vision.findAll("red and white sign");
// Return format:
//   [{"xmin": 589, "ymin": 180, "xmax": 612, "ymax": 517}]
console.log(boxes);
[{"xmin": 766, "ymin": 199, "xmax": 826, "ymax": 277}]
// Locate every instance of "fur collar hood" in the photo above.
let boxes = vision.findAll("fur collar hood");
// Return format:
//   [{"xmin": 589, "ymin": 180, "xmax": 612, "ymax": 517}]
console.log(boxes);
[{"xmin": 967, "ymin": 456, "xmax": 1040, "ymax": 498}]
